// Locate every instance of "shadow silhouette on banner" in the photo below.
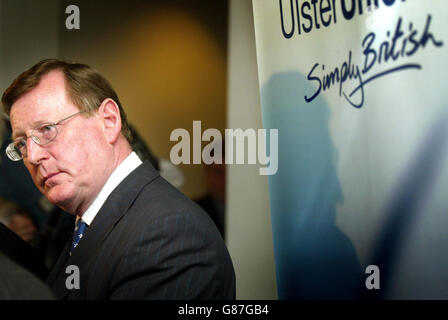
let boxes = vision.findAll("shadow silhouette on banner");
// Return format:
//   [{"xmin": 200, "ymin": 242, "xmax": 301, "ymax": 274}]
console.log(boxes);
[
  {"xmin": 364, "ymin": 108, "xmax": 448, "ymax": 300},
  {"xmin": 261, "ymin": 71, "xmax": 363, "ymax": 299}
]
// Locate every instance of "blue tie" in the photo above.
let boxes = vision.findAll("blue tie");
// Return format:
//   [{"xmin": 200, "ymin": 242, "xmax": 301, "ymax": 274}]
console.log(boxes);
[{"xmin": 70, "ymin": 219, "xmax": 88, "ymax": 256}]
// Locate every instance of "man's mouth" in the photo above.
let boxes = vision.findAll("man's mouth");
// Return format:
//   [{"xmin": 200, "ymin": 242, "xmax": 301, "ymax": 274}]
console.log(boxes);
[{"xmin": 43, "ymin": 172, "xmax": 60, "ymax": 187}]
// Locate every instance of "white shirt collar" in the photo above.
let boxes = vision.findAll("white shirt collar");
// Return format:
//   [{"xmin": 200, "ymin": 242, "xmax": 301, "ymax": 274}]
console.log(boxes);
[{"xmin": 80, "ymin": 152, "xmax": 143, "ymax": 226}]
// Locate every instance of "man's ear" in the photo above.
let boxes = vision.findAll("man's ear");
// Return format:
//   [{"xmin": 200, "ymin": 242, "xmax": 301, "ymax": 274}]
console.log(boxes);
[{"xmin": 99, "ymin": 98, "xmax": 122, "ymax": 144}]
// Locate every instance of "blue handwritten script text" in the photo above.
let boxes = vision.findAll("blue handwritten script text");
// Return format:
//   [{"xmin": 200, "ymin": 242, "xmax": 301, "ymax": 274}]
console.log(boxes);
[{"xmin": 305, "ymin": 15, "xmax": 443, "ymax": 108}]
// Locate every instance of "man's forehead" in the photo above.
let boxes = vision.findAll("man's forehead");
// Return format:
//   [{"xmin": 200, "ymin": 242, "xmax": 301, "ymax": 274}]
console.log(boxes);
[
  {"xmin": 10, "ymin": 111, "xmax": 48, "ymax": 140},
  {"xmin": 10, "ymin": 71, "xmax": 71, "ymax": 138},
  {"xmin": 12, "ymin": 70, "xmax": 67, "ymax": 106}
]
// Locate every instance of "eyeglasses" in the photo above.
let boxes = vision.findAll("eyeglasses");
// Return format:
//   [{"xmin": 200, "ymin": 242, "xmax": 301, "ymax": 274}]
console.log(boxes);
[{"xmin": 6, "ymin": 111, "xmax": 85, "ymax": 161}]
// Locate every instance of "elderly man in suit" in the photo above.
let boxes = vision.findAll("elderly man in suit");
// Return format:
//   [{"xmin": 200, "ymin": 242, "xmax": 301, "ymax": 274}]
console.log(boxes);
[{"xmin": 2, "ymin": 59, "xmax": 235, "ymax": 299}]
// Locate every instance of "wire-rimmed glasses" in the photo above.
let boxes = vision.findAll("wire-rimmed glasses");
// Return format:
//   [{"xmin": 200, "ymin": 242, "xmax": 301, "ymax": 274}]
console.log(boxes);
[{"xmin": 6, "ymin": 111, "xmax": 85, "ymax": 161}]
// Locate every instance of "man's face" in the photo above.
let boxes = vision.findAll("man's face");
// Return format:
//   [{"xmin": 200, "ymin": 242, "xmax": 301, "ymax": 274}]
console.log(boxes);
[{"xmin": 10, "ymin": 70, "xmax": 112, "ymax": 214}]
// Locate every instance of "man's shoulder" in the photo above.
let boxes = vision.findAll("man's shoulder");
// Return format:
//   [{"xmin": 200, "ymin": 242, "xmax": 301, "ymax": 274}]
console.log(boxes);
[
  {"xmin": 132, "ymin": 172, "xmax": 207, "ymax": 220},
  {"xmin": 106, "ymin": 159, "xmax": 222, "ymax": 240},
  {"xmin": 0, "ymin": 253, "xmax": 54, "ymax": 299}
]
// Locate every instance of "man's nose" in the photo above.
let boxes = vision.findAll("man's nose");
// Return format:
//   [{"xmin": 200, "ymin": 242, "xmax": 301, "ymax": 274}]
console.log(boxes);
[{"xmin": 26, "ymin": 137, "xmax": 48, "ymax": 165}]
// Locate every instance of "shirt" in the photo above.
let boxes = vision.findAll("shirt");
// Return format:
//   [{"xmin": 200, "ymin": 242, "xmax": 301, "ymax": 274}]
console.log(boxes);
[{"xmin": 78, "ymin": 152, "xmax": 143, "ymax": 226}]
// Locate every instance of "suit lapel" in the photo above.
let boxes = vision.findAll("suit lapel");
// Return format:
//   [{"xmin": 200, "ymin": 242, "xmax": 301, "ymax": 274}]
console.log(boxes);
[
  {"xmin": 46, "ymin": 239, "xmax": 71, "ymax": 286},
  {"xmin": 49, "ymin": 161, "xmax": 159, "ymax": 299}
]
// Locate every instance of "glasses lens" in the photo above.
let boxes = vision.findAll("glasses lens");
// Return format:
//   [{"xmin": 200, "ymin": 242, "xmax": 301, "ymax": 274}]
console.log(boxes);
[
  {"xmin": 6, "ymin": 143, "xmax": 22, "ymax": 161},
  {"xmin": 33, "ymin": 124, "xmax": 57, "ymax": 145}
]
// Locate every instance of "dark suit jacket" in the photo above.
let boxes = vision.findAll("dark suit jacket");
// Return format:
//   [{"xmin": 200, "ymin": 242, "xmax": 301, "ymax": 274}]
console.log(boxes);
[
  {"xmin": 0, "ymin": 253, "xmax": 54, "ymax": 300},
  {"xmin": 0, "ymin": 222, "xmax": 48, "ymax": 281},
  {"xmin": 46, "ymin": 161, "xmax": 235, "ymax": 299}
]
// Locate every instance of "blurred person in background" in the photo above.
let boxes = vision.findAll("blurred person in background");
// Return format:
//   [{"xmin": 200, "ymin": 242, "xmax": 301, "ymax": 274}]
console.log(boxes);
[
  {"xmin": 0, "ymin": 252, "xmax": 54, "ymax": 300},
  {"xmin": 195, "ymin": 141, "xmax": 226, "ymax": 239},
  {"xmin": 0, "ymin": 196, "xmax": 37, "ymax": 242}
]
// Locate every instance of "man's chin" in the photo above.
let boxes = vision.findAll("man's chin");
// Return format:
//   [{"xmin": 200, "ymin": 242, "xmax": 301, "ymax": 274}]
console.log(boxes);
[{"xmin": 45, "ymin": 187, "xmax": 75, "ymax": 211}]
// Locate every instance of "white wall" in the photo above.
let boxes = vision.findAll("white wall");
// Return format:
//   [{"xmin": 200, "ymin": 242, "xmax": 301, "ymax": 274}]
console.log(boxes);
[{"xmin": 226, "ymin": 0, "xmax": 277, "ymax": 299}]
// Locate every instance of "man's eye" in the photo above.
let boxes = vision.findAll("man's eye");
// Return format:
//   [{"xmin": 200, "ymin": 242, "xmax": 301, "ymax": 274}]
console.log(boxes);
[
  {"xmin": 40, "ymin": 125, "xmax": 53, "ymax": 132},
  {"xmin": 36, "ymin": 125, "xmax": 55, "ymax": 137},
  {"xmin": 15, "ymin": 140, "xmax": 26, "ymax": 149}
]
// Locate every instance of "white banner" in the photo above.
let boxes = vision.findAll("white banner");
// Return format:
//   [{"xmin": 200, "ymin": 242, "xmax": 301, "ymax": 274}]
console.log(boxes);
[{"xmin": 253, "ymin": 0, "xmax": 448, "ymax": 299}]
